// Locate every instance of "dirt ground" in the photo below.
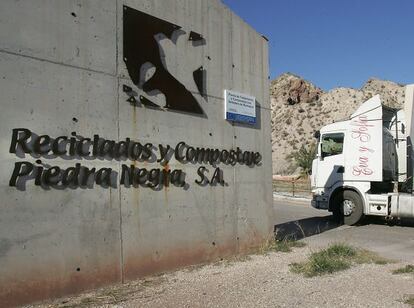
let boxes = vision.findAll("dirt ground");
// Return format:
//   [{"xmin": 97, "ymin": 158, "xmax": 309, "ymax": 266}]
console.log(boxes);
[{"xmin": 28, "ymin": 243, "xmax": 414, "ymax": 308}]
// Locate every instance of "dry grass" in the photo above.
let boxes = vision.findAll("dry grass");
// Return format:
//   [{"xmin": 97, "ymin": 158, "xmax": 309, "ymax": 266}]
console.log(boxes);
[
  {"xmin": 260, "ymin": 238, "xmax": 306, "ymax": 254},
  {"xmin": 404, "ymin": 295, "xmax": 414, "ymax": 307},
  {"xmin": 212, "ymin": 254, "xmax": 253, "ymax": 267},
  {"xmin": 353, "ymin": 249, "xmax": 391, "ymax": 265},
  {"xmin": 290, "ymin": 243, "xmax": 391, "ymax": 277},
  {"xmin": 393, "ymin": 265, "xmax": 414, "ymax": 275},
  {"xmin": 55, "ymin": 277, "xmax": 165, "ymax": 307}
]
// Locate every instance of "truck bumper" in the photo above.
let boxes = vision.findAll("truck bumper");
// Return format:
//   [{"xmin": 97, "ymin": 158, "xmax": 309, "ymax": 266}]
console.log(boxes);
[{"xmin": 311, "ymin": 195, "xmax": 329, "ymax": 210}]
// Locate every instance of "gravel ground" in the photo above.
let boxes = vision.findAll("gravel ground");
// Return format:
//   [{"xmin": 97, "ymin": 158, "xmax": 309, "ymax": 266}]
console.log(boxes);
[{"xmin": 30, "ymin": 244, "xmax": 414, "ymax": 308}]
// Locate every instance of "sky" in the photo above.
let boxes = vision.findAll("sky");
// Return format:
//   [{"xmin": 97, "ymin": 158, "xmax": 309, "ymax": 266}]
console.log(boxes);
[{"xmin": 222, "ymin": 0, "xmax": 414, "ymax": 90}]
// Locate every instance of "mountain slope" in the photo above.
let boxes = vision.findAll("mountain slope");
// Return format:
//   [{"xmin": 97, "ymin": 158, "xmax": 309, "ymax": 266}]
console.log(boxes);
[{"xmin": 270, "ymin": 73, "xmax": 405, "ymax": 175}]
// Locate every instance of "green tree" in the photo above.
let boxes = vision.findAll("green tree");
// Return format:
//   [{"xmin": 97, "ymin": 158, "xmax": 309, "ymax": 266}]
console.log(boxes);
[{"xmin": 289, "ymin": 144, "xmax": 316, "ymax": 176}]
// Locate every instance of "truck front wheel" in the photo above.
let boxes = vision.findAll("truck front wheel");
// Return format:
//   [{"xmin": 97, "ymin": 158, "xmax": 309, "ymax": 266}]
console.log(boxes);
[{"xmin": 332, "ymin": 190, "xmax": 364, "ymax": 226}]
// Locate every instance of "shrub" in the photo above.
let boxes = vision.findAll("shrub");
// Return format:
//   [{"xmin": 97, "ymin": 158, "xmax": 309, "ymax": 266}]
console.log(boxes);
[
  {"xmin": 287, "ymin": 143, "xmax": 316, "ymax": 176},
  {"xmin": 290, "ymin": 243, "xmax": 390, "ymax": 277}
]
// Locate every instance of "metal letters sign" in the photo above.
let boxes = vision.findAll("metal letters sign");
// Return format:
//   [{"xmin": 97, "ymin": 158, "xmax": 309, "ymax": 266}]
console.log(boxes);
[
  {"xmin": 224, "ymin": 90, "xmax": 256, "ymax": 124},
  {"xmin": 8, "ymin": 128, "xmax": 262, "ymax": 190}
]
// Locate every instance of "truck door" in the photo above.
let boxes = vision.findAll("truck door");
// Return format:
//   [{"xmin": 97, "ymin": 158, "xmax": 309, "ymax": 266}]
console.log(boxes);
[{"xmin": 315, "ymin": 133, "xmax": 345, "ymax": 189}]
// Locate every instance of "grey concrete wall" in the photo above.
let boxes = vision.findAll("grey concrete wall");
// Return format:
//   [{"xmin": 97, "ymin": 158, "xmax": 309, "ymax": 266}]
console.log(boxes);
[{"xmin": 0, "ymin": 0, "xmax": 273, "ymax": 306}]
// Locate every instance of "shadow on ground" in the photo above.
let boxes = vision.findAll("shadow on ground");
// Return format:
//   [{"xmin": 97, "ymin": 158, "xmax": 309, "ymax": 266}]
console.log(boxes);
[
  {"xmin": 361, "ymin": 216, "xmax": 414, "ymax": 228},
  {"xmin": 274, "ymin": 215, "xmax": 341, "ymax": 241},
  {"xmin": 274, "ymin": 215, "xmax": 414, "ymax": 242}
]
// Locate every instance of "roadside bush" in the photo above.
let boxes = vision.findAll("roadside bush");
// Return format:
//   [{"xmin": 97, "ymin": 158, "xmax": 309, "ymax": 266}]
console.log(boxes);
[{"xmin": 287, "ymin": 144, "xmax": 316, "ymax": 176}]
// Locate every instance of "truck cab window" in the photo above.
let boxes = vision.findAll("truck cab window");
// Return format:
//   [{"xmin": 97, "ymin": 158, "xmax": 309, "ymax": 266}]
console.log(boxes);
[{"xmin": 321, "ymin": 133, "xmax": 344, "ymax": 158}]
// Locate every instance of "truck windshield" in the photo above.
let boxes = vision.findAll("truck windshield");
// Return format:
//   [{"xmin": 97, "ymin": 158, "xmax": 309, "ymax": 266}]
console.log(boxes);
[{"xmin": 321, "ymin": 133, "xmax": 344, "ymax": 158}]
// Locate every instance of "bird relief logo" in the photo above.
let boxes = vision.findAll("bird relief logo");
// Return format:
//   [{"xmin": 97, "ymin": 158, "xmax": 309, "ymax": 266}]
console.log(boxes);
[{"xmin": 122, "ymin": 5, "xmax": 207, "ymax": 115}]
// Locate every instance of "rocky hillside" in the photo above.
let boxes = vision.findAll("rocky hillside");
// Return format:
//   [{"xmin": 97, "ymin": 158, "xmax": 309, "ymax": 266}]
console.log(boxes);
[{"xmin": 271, "ymin": 73, "xmax": 406, "ymax": 175}]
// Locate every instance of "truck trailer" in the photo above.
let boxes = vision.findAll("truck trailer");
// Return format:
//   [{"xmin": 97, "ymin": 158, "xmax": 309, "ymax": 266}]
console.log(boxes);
[{"xmin": 311, "ymin": 84, "xmax": 414, "ymax": 225}]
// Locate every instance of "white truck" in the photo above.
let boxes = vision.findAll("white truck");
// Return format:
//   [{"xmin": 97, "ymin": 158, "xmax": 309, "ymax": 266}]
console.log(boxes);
[{"xmin": 311, "ymin": 84, "xmax": 414, "ymax": 225}]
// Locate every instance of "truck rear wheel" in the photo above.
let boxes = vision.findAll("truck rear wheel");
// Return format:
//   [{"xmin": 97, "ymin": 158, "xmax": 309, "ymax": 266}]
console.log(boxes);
[{"xmin": 332, "ymin": 190, "xmax": 364, "ymax": 226}]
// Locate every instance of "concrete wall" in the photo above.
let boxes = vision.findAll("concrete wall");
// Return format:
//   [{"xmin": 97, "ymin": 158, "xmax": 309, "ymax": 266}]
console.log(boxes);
[{"xmin": 0, "ymin": 0, "xmax": 273, "ymax": 306}]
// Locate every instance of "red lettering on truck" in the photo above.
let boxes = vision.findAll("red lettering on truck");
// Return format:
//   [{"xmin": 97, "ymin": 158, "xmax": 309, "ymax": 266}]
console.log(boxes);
[
  {"xmin": 351, "ymin": 115, "xmax": 376, "ymax": 177},
  {"xmin": 352, "ymin": 156, "xmax": 373, "ymax": 176},
  {"xmin": 351, "ymin": 115, "xmax": 373, "ymax": 142}
]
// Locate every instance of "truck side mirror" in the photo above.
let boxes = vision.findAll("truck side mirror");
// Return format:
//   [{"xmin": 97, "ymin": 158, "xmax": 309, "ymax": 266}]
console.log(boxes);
[{"xmin": 314, "ymin": 130, "xmax": 320, "ymax": 139}]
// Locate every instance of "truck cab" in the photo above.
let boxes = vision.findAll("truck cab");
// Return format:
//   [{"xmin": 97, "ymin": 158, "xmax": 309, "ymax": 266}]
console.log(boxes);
[{"xmin": 311, "ymin": 86, "xmax": 414, "ymax": 225}]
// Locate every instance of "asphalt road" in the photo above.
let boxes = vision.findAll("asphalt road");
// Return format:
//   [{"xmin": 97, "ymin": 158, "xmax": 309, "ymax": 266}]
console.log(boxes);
[{"xmin": 273, "ymin": 195, "xmax": 414, "ymax": 262}]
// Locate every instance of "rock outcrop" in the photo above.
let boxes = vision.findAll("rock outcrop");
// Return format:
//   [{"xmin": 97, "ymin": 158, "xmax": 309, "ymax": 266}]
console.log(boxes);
[{"xmin": 271, "ymin": 73, "xmax": 405, "ymax": 175}]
